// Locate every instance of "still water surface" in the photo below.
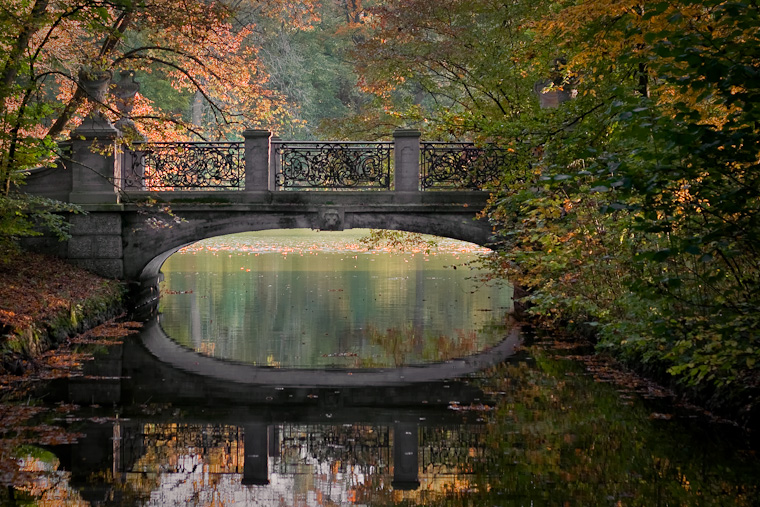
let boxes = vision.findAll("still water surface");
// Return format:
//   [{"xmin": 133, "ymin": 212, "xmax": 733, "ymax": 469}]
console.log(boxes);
[
  {"xmin": 4, "ymin": 231, "xmax": 760, "ymax": 506},
  {"xmin": 158, "ymin": 229, "xmax": 512, "ymax": 368}
]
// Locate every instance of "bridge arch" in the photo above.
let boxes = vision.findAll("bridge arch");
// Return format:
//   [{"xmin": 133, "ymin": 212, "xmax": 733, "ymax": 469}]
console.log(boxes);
[{"xmin": 125, "ymin": 203, "xmax": 496, "ymax": 307}]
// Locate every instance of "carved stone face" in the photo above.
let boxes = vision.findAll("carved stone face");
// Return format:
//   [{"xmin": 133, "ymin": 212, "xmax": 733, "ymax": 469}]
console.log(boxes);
[{"xmin": 320, "ymin": 209, "xmax": 343, "ymax": 231}]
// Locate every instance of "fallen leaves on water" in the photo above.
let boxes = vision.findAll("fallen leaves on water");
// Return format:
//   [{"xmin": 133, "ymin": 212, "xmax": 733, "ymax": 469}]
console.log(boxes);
[
  {"xmin": 322, "ymin": 352, "xmax": 358, "ymax": 358},
  {"xmin": 537, "ymin": 340, "xmax": 741, "ymax": 426},
  {"xmin": 562, "ymin": 353, "xmax": 673, "ymax": 399},
  {"xmin": 25, "ymin": 425, "xmax": 84, "ymax": 446},
  {"xmin": 0, "ymin": 406, "xmax": 47, "ymax": 435},
  {"xmin": 448, "ymin": 402, "xmax": 495, "ymax": 412},
  {"xmin": 69, "ymin": 319, "xmax": 143, "ymax": 344},
  {"xmin": 1, "ymin": 317, "xmax": 142, "ymax": 490}
]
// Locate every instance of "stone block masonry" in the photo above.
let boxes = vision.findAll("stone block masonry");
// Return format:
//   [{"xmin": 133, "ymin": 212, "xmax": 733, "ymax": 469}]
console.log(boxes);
[{"xmin": 66, "ymin": 212, "xmax": 124, "ymax": 279}]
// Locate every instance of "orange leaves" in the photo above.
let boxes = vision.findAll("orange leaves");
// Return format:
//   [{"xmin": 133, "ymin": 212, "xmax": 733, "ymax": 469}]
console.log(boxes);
[
  {"xmin": 69, "ymin": 319, "xmax": 142, "ymax": 344},
  {"xmin": 0, "ymin": 251, "xmax": 122, "ymax": 332},
  {"xmin": 1, "ymin": 0, "xmax": 320, "ymax": 146}
]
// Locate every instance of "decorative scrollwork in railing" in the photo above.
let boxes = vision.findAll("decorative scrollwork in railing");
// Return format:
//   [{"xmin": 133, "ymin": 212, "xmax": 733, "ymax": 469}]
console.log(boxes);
[
  {"xmin": 421, "ymin": 142, "xmax": 513, "ymax": 190},
  {"xmin": 124, "ymin": 142, "xmax": 244, "ymax": 190},
  {"xmin": 274, "ymin": 141, "xmax": 392, "ymax": 190}
]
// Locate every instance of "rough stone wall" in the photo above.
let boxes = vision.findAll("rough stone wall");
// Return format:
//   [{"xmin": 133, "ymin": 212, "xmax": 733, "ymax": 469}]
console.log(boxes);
[{"xmin": 66, "ymin": 213, "xmax": 124, "ymax": 279}]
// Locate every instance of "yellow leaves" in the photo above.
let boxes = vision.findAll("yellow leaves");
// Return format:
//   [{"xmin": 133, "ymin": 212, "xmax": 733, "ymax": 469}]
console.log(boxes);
[
  {"xmin": 538, "ymin": 0, "xmax": 635, "ymax": 39},
  {"xmin": 536, "ymin": 0, "xmax": 704, "ymax": 87}
]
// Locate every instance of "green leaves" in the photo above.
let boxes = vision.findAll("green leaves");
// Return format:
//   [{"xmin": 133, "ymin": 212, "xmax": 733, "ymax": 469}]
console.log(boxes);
[{"xmin": 470, "ymin": 0, "xmax": 760, "ymax": 401}]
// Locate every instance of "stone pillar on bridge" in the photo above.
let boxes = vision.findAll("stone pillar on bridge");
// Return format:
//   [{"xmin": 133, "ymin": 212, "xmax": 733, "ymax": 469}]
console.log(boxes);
[
  {"xmin": 64, "ymin": 114, "xmax": 126, "ymax": 277},
  {"xmin": 243, "ymin": 129, "xmax": 272, "ymax": 197},
  {"xmin": 393, "ymin": 129, "xmax": 421, "ymax": 202},
  {"xmin": 269, "ymin": 135, "xmax": 281, "ymax": 191},
  {"xmin": 68, "ymin": 118, "xmax": 122, "ymax": 204},
  {"xmin": 113, "ymin": 70, "xmax": 147, "ymax": 190},
  {"xmin": 69, "ymin": 69, "xmax": 122, "ymax": 204},
  {"xmin": 65, "ymin": 89, "xmax": 125, "ymax": 278}
]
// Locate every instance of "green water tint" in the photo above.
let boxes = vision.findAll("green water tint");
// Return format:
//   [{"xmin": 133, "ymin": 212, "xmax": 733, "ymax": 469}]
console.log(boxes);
[
  {"xmin": 438, "ymin": 352, "xmax": 760, "ymax": 506},
  {"xmin": 158, "ymin": 229, "xmax": 513, "ymax": 368}
]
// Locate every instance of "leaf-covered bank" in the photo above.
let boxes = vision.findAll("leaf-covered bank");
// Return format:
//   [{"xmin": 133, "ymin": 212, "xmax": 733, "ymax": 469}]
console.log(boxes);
[{"xmin": 0, "ymin": 250, "xmax": 126, "ymax": 374}]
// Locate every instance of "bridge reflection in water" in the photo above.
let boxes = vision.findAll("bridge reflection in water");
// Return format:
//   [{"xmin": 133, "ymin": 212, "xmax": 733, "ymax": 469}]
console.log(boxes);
[
  {"xmin": 111, "ymin": 419, "xmax": 489, "ymax": 495},
  {"xmin": 54, "ymin": 321, "xmax": 519, "ymax": 504}
]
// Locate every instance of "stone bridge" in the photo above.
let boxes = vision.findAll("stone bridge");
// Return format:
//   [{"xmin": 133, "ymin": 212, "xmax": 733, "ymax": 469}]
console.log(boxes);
[{"xmin": 23, "ymin": 121, "xmax": 510, "ymax": 304}]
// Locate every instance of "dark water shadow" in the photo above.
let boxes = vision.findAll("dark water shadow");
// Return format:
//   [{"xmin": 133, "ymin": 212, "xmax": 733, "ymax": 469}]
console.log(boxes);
[{"xmin": 140, "ymin": 314, "xmax": 522, "ymax": 387}]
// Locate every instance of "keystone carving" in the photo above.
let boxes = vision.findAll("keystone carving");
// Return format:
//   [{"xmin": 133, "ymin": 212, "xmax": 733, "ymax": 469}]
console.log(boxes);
[{"xmin": 319, "ymin": 209, "xmax": 344, "ymax": 231}]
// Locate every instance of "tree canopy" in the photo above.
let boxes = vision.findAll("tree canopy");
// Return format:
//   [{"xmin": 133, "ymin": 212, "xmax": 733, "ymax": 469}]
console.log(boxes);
[
  {"xmin": 0, "ymin": 0, "xmax": 317, "ymax": 251},
  {"xmin": 341, "ymin": 0, "xmax": 760, "ymax": 414}
]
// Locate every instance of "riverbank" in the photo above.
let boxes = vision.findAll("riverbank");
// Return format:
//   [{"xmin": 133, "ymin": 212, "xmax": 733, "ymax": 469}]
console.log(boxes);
[
  {"xmin": 0, "ymin": 250, "xmax": 127, "ymax": 375},
  {"xmin": 522, "ymin": 313, "xmax": 760, "ymax": 433}
]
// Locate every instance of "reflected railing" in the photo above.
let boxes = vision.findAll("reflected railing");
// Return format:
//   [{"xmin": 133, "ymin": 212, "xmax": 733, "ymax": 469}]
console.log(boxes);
[{"xmin": 114, "ymin": 420, "xmax": 492, "ymax": 491}]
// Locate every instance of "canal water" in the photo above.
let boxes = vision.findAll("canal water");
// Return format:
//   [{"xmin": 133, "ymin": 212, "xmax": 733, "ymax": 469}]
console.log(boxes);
[
  {"xmin": 157, "ymin": 229, "xmax": 512, "ymax": 369},
  {"xmin": 4, "ymin": 230, "xmax": 760, "ymax": 505}
]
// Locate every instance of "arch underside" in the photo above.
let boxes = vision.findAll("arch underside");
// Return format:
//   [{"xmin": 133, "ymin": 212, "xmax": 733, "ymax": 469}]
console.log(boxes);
[
  {"xmin": 125, "ymin": 205, "xmax": 511, "ymax": 385},
  {"xmin": 124, "ymin": 206, "xmax": 496, "ymax": 287}
]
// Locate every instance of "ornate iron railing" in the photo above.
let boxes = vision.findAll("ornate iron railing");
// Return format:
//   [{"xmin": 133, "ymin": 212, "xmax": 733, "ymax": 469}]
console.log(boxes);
[
  {"xmin": 124, "ymin": 142, "xmax": 244, "ymax": 190},
  {"xmin": 273, "ymin": 141, "xmax": 392, "ymax": 190},
  {"xmin": 421, "ymin": 142, "xmax": 512, "ymax": 190}
]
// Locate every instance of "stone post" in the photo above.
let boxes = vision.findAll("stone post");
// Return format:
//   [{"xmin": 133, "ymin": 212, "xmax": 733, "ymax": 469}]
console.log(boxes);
[
  {"xmin": 533, "ymin": 79, "xmax": 572, "ymax": 108},
  {"xmin": 393, "ymin": 129, "xmax": 421, "ymax": 201},
  {"xmin": 243, "ymin": 129, "xmax": 271, "ymax": 196},
  {"xmin": 113, "ymin": 70, "xmax": 146, "ymax": 190},
  {"xmin": 269, "ymin": 135, "xmax": 281, "ymax": 191},
  {"xmin": 68, "ymin": 118, "xmax": 121, "ymax": 204},
  {"xmin": 68, "ymin": 66, "xmax": 121, "ymax": 203},
  {"xmin": 113, "ymin": 70, "xmax": 141, "ymax": 136}
]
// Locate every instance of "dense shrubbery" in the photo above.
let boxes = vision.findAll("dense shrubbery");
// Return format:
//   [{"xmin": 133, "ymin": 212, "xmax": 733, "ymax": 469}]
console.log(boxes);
[
  {"xmin": 486, "ymin": 1, "xmax": 760, "ymax": 412},
  {"xmin": 348, "ymin": 0, "xmax": 759, "ymax": 416}
]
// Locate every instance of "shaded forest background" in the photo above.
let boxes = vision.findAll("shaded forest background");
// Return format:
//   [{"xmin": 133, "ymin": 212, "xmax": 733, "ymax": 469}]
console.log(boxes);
[{"xmin": 1, "ymin": 0, "xmax": 758, "ymax": 420}]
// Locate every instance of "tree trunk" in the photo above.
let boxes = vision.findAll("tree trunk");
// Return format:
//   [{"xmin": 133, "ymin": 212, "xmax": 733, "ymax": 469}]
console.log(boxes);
[{"xmin": 0, "ymin": 0, "xmax": 50, "ymax": 105}]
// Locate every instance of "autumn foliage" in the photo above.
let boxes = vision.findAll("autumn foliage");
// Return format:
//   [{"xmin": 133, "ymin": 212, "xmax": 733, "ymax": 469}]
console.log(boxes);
[
  {"xmin": 348, "ymin": 0, "xmax": 760, "ymax": 418},
  {"xmin": 0, "ymin": 251, "xmax": 124, "ymax": 354},
  {"xmin": 0, "ymin": 0, "xmax": 323, "ymax": 252}
]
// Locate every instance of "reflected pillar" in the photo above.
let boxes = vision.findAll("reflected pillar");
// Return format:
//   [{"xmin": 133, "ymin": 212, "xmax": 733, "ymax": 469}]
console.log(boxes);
[
  {"xmin": 243, "ymin": 423, "xmax": 270, "ymax": 485},
  {"xmin": 392, "ymin": 422, "xmax": 420, "ymax": 490}
]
